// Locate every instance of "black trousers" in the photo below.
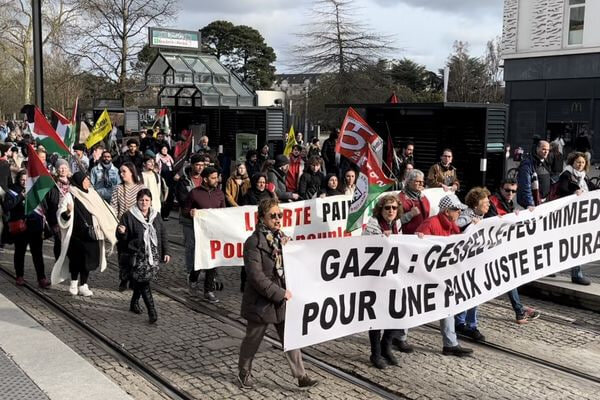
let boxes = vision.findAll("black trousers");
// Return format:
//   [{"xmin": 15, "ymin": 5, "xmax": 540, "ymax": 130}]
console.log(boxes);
[
  {"xmin": 369, "ymin": 330, "xmax": 395, "ymax": 357},
  {"xmin": 189, "ymin": 268, "xmax": 216, "ymax": 292},
  {"xmin": 14, "ymin": 231, "xmax": 46, "ymax": 280}
]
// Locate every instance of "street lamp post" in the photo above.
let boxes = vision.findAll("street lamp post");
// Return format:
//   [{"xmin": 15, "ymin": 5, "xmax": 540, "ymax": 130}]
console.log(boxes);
[{"xmin": 32, "ymin": 0, "xmax": 44, "ymax": 110}]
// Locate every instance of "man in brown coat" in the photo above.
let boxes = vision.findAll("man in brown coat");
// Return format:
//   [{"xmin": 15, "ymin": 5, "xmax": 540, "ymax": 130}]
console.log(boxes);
[
  {"xmin": 237, "ymin": 198, "xmax": 318, "ymax": 389},
  {"xmin": 427, "ymin": 148, "xmax": 460, "ymax": 191}
]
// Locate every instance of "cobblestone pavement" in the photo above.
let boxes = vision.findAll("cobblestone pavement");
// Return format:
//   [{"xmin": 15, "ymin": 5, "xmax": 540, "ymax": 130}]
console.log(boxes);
[
  {"xmin": 1, "ymin": 226, "xmax": 600, "ymax": 399},
  {"xmin": 0, "ymin": 272, "xmax": 170, "ymax": 400}
]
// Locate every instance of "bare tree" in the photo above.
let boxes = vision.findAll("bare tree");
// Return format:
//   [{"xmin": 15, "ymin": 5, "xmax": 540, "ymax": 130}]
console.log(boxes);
[
  {"xmin": 294, "ymin": 0, "xmax": 393, "ymax": 75},
  {"xmin": 66, "ymin": 0, "xmax": 179, "ymax": 101},
  {"xmin": 0, "ymin": 0, "xmax": 79, "ymax": 106}
]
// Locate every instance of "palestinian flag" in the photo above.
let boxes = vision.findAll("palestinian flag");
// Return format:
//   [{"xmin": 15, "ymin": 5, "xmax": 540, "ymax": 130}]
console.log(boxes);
[
  {"xmin": 346, "ymin": 146, "xmax": 394, "ymax": 232},
  {"xmin": 32, "ymin": 107, "xmax": 70, "ymax": 156},
  {"xmin": 51, "ymin": 97, "xmax": 78, "ymax": 149},
  {"xmin": 25, "ymin": 144, "xmax": 55, "ymax": 215}
]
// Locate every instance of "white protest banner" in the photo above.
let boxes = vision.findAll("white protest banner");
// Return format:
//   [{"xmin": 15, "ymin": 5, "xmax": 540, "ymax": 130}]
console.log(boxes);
[
  {"xmin": 194, "ymin": 189, "xmax": 445, "ymax": 270},
  {"xmin": 194, "ymin": 195, "xmax": 355, "ymax": 269},
  {"xmin": 283, "ymin": 191, "xmax": 600, "ymax": 351}
]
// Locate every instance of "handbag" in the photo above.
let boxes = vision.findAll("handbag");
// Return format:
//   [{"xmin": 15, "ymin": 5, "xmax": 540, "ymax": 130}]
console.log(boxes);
[
  {"xmin": 8, "ymin": 219, "xmax": 26, "ymax": 234},
  {"xmin": 82, "ymin": 219, "xmax": 98, "ymax": 240}
]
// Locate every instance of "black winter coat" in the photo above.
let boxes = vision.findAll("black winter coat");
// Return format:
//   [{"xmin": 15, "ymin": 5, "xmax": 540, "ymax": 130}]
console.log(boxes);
[
  {"xmin": 558, "ymin": 170, "xmax": 597, "ymax": 198},
  {"xmin": 298, "ymin": 169, "xmax": 323, "ymax": 200},
  {"xmin": 241, "ymin": 229, "xmax": 287, "ymax": 324},
  {"xmin": 240, "ymin": 188, "xmax": 276, "ymax": 206},
  {"xmin": 116, "ymin": 211, "xmax": 170, "ymax": 268}
]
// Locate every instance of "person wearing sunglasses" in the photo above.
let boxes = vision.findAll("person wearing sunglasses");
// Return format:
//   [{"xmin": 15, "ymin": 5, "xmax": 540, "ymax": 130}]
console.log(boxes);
[
  {"xmin": 486, "ymin": 178, "xmax": 541, "ymax": 324},
  {"xmin": 363, "ymin": 195, "xmax": 405, "ymax": 369},
  {"xmin": 237, "ymin": 198, "xmax": 318, "ymax": 389}
]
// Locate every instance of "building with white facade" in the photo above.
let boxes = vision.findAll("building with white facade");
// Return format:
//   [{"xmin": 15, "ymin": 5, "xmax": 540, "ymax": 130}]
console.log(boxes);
[{"xmin": 502, "ymin": 0, "xmax": 600, "ymax": 155}]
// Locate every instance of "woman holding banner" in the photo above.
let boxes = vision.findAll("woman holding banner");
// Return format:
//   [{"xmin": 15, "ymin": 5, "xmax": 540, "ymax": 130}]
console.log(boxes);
[
  {"xmin": 558, "ymin": 152, "xmax": 597, "ymax": 285},
  {"xmin": 237, "ymin": 198, "xmax": 318, "ymax": 389},
  {"xmin": 363, "ymin": 194, "xmax": 404, "ymax": 369}
]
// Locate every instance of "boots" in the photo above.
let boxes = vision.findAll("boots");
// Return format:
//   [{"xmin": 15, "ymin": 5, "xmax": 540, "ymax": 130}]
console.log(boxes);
[
  {"xmin": 368, "ymin": 330, "xmax": 387, "ymax": 369},
  {"xmin": 140, "ymin": 283, "xmax": 157, "ymax": 324},
  {"xmin": 129, "ymin": 286, "xmax": 142, "ymax": 314},
  {"xmin": 69, "ymin": 280, "xmax": 78, "ymax": 295}
]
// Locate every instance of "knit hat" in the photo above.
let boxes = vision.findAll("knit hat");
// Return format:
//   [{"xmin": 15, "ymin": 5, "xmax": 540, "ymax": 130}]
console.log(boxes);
[
  {"xmin": 190, "ymin": 153, "xmax": 204, "ymax": 165},
  {"xmin": 438, "ymin": 194, "xmax": 467, "ymax": 211},
  {"xmin": 274, "ymin": 154, "xmax": 289, "ymax": 168},
  {"xmin": 54, "ymin": 158, "xmax": 69, "ymax": 170}
]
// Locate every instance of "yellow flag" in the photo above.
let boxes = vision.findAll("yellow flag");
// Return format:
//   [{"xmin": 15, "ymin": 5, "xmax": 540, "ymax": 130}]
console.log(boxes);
[
  {"xmin": 283, "ymin": 125, "xmax": 297, "ymax": 156},
  {"xmin": 85, "ymin": 109, "xmax": 112, "ymax": 149}
]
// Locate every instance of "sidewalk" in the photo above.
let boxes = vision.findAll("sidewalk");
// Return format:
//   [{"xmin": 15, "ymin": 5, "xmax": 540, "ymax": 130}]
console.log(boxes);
[
  {"xmin": 524, "ymin": 263, "xmax": 600, "ymax": 312},
  {"xmin": 0, "ymin": 290, "xmax": 132, "ymax": 400}
]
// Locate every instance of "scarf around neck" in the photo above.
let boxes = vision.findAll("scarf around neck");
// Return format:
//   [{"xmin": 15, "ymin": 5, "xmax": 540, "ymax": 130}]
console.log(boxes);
[
  {"xmin": 258, "ymin": 222, "xmax": 285, "ymax": 278},
  {"xmin": 564, "ymin": 165, "xmax": 589, "ymax": 192},
  {"xmin": 130, "ymin": 205, "xmax": 159, "ymax": 266}
]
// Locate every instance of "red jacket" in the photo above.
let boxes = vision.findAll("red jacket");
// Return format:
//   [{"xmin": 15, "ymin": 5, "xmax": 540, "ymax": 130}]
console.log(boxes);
[
  {"xmin": 183, "ymin": 185, "xmax": 225, "ymax": 217},
  {"xmin": 415, "ymin": 212, "xmax": 460, "ymax": 237},
  {"xmin": 398, "ymin": 192, "xmax": 430, "ymax": 234},
  {"xmin": 286, "ymin": 155, "xmax": 304, "ymax": 193}
]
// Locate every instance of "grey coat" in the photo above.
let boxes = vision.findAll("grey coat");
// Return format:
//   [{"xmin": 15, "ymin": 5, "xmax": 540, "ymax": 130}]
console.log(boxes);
[{"xmin": 241, "ymin": 229, "xmax": 287, "ymax": 324}]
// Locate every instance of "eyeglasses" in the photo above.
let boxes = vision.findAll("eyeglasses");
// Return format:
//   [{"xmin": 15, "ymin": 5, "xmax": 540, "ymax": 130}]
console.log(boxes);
[
  {"xmin": 270, "ymin": 213, "xmax": 283, "ymax": 220},
  {"xmin": 502, "ymin": 188, "xmax": 517, "ymax": 193},
  {"xmin": 384, "ymin": 205, "xmax": 398, "ymax": 211}
]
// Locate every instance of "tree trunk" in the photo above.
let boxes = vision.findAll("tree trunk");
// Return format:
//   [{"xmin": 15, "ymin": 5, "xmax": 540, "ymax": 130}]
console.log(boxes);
[{"xmin": 334, "ymin": 3, "xmax": 344, "ymax": 75}]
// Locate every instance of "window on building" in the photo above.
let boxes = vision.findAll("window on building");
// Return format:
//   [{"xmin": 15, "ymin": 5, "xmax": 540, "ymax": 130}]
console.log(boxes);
[{"xmin": 568, "ymin": 0, "xmax": 585, "ymax": 45}]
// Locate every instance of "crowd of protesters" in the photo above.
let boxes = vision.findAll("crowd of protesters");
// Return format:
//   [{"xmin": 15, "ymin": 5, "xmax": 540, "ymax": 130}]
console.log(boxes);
[{"xmin": 0, "ymin": 118, "xmax": 596, "ymax": 386}]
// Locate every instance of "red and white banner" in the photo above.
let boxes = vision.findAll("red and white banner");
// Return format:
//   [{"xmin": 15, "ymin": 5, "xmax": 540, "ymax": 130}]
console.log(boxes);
[{"xmin": 193, "ymin": 189, "xmax": 446, "ymax": 270}]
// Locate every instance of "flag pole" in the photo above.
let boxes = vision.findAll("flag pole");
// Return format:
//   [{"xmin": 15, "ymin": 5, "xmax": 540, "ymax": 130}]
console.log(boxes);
[{"xmin": 383, "ymin": 121, "xmax": 398, "ymax": 181}]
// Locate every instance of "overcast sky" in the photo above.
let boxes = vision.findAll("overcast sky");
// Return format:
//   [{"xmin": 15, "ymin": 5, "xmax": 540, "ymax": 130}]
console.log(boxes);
[{"xmin": 173, "ymin": 0, "xmax": 504, "ymax": 73}]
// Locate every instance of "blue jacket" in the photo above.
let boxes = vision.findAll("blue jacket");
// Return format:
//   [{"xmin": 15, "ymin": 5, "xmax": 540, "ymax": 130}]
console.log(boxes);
[
  {"xmin": 90, "ymin": 163, "xmax": 121, "ymax": 202},
  {"xmin": 517, "ymin": 155, "xmax": 550, "ymax": 208}
]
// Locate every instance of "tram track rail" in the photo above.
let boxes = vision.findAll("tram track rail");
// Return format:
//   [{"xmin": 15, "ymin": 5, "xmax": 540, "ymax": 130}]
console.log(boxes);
[
  {"xmin": 104, "ymin": 261, "xmax": 408, "ymax": 400},
  {"xmin": 0, "ymin": 265, "xmax": 198, "ymax": 400},
  {"xmin": 164, "ymin": 223, "xmax": 600, "ymax": 386}
]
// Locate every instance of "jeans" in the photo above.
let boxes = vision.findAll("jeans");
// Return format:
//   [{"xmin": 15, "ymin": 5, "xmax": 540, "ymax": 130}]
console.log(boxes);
[
  {"xmin": 455, "ymin": 307, "xmax": 478, "ymax": 330},
  {"xmin": 440, "ymin": 316, "xmax": 458, "ymax": 347},
  {"xmin": 507, "ymin": 288, "xmax": 524, "ymax": 318}
]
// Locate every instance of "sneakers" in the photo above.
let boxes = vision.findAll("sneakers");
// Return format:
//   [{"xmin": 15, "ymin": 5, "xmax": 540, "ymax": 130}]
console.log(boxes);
[
  {"xmin": 464, "ymin": 328, "xmax": 485, "ymax": 342},
  {"xmin": 78, "ymin": 284, "xmax": 93, "ymax": 297},
  {"xmin": 297, "ymin": 375, "xmax": 318, "ymax": 388},
  {"xmin": 393, "ymin": 339, "xmax": 415, "ymax": 353},
  {"xmin": 456, "ymin": 324, "xmax": 485, "ymax": 341},
  {"xmin": 237, "ymin": 370, "xmax": 254, "ymax": 389},
  {"xmin": 572, "ymin": 276, "xmax": 591, "ymax": 286},
  {"xmin": 38, "ymin": 278, "xmax": 51, "ymax": 289},
  {"xmin": 442, "ymin": 345, "xmax": 473, "ymax": 357},
  {"xmin": 204, "ymin": 291, "xmax": 219, "ymax": 303},
  {"xmin": 69, "ymin": 280, "xmax": 78, "ymax": 295},
  {"xmin": 15, "ymin": 276, "xmax": 25, "ymax": 286},
  {"xmin": 187, "ymin": 277, "xmax": 200, "ymax": 297},
  {"xmin": 369, "ymin": 354, "xmax": 387, "ymax": 369},
  {"xmin": 517, "ymin": 308, "xmax": 541, "ymax": 324}
]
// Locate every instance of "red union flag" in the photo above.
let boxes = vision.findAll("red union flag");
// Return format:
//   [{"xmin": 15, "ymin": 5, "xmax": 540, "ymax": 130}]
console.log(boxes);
[{"xmin": 335, "ymin": 107, "xmax": 384, "ymax": 165}]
